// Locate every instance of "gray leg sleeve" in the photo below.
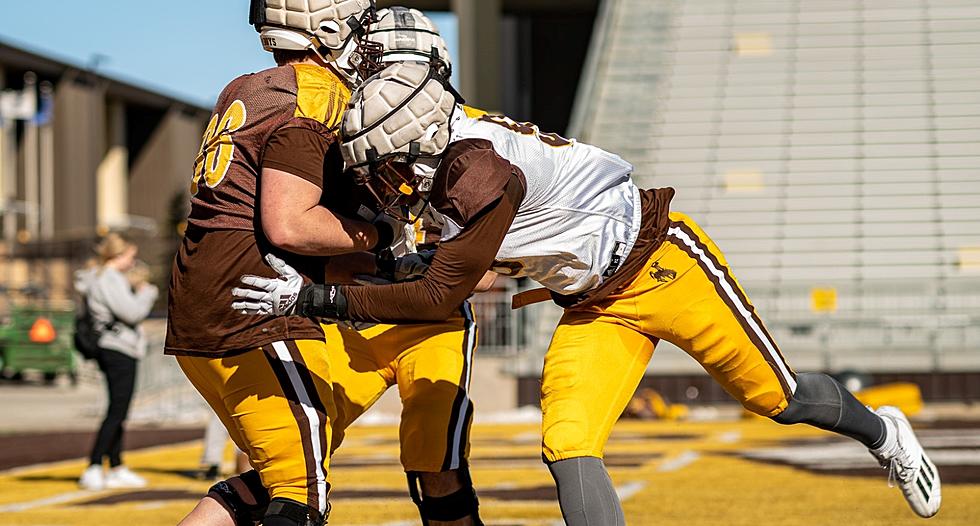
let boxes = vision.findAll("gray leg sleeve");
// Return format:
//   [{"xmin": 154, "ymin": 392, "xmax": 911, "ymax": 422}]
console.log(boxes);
[
  {"xmin": 547, "ymin": 457, "xmax": 625, "ymax": 526},
  {"xmin": 771, "ymin": 372, "xmax": 886, "ymax": 448}
]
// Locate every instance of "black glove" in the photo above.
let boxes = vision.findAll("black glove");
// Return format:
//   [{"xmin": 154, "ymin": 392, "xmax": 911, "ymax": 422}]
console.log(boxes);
[
  {"xmin": 372, "ymin": 213, "xmax": 409, "ymax": 253},
  {"xmin": 376, "ymin": 248, "xmax": 436, "ymax": 282},
  {"xmin": 373, "ymin": 220, "xmax": 395, "ymax": 253},
  {"xmin": 296, "ymin": 284, "xmax": 349, "ymax": 320}
]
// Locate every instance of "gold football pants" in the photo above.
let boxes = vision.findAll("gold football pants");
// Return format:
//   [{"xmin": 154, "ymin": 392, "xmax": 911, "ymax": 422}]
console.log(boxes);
[
  {"xmin": 177, "ymin": 339, "xmax": 335, "ymax": 514},
  {"xmin": 177, "ymin": 304, "xmax": 477, "ymax": 512},
  {"xmin": 326, "ymin": 302, "xmax": 478, "ymax": 472},
  {"xmin": 541, "ymin": 212, "xmax": 796, "ymax": 462}
]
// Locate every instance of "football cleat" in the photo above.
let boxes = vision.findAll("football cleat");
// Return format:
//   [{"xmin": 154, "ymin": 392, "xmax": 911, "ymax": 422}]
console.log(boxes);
[{"xmin": 871, "ymin": 406, "xmax": 941, "ymax": 518}]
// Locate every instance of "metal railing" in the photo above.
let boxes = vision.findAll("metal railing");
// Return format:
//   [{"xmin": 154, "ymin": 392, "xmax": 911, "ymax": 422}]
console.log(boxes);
[{"xmin": 469, "ymin": 278, "xmax": 529, "ymax": 356}]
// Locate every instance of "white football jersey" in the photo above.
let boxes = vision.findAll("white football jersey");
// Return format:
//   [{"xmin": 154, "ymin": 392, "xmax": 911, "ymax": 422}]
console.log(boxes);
[{"xmin": 439, "ymin": 109, "xmax": 642, "ymax": 295}]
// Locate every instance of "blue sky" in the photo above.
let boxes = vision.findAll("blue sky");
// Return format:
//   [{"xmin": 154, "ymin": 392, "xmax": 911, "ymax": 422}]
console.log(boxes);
[{"xmin": 0, "ymin": 1, "xmax": 458, "ymax": 108}]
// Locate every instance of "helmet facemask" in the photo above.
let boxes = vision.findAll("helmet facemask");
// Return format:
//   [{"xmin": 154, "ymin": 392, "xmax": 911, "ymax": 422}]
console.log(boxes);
[
  {"xmin": 353, "ymin": 151, "xmax": 433, "ymax": 222},
  {"xmin": 349, "ymin": 14, "xmax": 385, "ymax": 81},
  {"xmin": 333, "ymin": 7, "xmax": 385, "ymax": 82},
  {"xmin": 342, "ymin": 63, "xmax": 462, "ymax": 222},
  {"xmin": 351, "ymin": 119, "xmax": 445, "ymax": 223}
]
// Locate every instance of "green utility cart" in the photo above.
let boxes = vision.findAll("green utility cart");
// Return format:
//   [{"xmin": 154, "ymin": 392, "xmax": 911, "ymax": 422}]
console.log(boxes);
[{"xmin": 0, "ymin": 305, "xmax": 78, "ymax": 384}]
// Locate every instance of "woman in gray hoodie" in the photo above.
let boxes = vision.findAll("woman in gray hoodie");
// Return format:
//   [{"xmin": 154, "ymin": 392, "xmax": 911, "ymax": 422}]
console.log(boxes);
[{"xmin": 75, "ymin": 233, "xmax": 158, "ymax": 490}]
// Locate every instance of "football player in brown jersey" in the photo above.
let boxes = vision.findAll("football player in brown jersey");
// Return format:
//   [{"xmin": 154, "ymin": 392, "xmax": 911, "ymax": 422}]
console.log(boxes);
[
  {"xmin": 234, "ymin": 63, "xmax": 941, "ymax": 524},
  {"xmin": 174, "ymin": 5, "xmax": 485, "ymax": 526},
  {"xmin": 168, "ymin": 2, "xmax": 389, "ymax": 525}
]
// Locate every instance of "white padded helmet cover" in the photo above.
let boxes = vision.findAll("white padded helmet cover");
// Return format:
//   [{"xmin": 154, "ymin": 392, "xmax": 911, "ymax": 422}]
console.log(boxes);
[
  {"xmin": 341, "ymin": 62, "xmax": 456, "ymax": 168},
  {"xmin": 368, "ymin": 7, "xmax": 452, "ymax": 73},
  {"xmin": 259, "ymin": 0, "xmax": 373, "ymax": 50}
]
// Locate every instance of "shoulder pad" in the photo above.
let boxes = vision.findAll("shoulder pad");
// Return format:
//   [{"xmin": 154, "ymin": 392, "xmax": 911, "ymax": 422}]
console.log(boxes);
[{"xmin": 430, "ymin": 139, "xmax": 518, "ymax": 225}]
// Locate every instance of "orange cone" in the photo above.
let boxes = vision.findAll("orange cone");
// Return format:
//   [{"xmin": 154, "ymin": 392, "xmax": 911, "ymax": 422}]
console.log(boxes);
[{"xmin": 29, "ymin": 317, "xmax": 57, "ymax": 344}]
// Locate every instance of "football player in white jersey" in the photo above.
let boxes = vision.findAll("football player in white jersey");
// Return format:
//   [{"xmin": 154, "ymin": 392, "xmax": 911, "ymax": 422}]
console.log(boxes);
[{"xmin": 234, "ymin": 63, "xmax": 942, "ymax": 524}]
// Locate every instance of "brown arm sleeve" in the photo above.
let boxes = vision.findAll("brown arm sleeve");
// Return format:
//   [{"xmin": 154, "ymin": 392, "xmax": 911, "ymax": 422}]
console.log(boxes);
[
  {"xmin": 342, "ymin": 174, "xmax": 524, "ymax": 323},
  {"xmin": 262, "ymin": 119, "xmax": 334, "ymax": 188}
]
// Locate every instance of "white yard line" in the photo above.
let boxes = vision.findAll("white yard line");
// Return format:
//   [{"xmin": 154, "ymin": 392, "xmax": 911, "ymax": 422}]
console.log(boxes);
[
  {"xmin": 716, "ymin": 430, "xmax": 742, "ymax": 443},
  {"xmin": 0, "ymin": 490, "xmax": 95, "ymax": 513},
  {"xmin": 658, "ymin": 450, "xmax": 700, "ymax": 472},
  {"xmin": 615, "ymin": 480, "xmax": 647, "ymax": 501}
]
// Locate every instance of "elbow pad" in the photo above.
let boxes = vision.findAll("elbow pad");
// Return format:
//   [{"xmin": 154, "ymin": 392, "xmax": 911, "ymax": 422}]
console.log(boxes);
[{"xmin": 296, "ymin": 284, "xmax": 348, "ymax": 320}]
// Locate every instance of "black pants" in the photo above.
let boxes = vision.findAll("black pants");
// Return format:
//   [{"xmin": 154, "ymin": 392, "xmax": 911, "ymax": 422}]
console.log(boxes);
[{"xmin": 89, "ymin": 349, "xmax": 138, "ymax": 467}]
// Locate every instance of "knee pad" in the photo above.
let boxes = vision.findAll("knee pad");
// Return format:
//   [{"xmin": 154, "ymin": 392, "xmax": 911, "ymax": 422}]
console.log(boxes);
[
  {"xmin": 263, "ymin": 497, "xmax": 327, "ymax": 526},
  {"xmin": 407, "ymin": 469, "xmax": 482, "ymax": 525},
  {"xmin": 207, "ymin": 470, "xmax": 270, "ymax": 526},
  {"xmin": 771, "ymin": 372, "xmax": 843, "ymax": 428}
]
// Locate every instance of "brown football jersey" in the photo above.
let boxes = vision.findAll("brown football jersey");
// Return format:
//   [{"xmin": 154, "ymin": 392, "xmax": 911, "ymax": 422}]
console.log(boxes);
[{"xmin": 166, "ymin": 64, "xmax": 351, "ymax": 356}]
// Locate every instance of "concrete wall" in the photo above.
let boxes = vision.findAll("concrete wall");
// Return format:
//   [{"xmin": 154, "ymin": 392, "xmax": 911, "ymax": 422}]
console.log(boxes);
[
  {"xmin": 452, "ymin": 0, "xmax": 503, "ymax": 111},
  {"xmin": 96, "ymin": 100, "xmax": 128, "ymax": 229},
  {"xmin": 52, "ymin": 74, "xmax": 104, "ymax": 237},
  {"xmin": 128, "ymin": 107, "xmax": 204, "ymax": 237}
]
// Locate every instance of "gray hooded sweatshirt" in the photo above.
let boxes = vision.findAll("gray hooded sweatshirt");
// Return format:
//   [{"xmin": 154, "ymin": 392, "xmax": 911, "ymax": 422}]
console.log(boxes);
[{"xmin": 74, "ymin": 266, "xmax": 159, "ymax": 360}]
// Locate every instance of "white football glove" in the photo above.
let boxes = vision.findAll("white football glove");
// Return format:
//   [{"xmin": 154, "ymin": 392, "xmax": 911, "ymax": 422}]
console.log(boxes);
[
  {"xmin": 374, "ymin": 212, "xmax": 417, "ymax": 256},
  {"xmin": 391, "ymin": 221, "xmax": 418, "ymax": 256},
  {"xmin": 232, "ymin": 254, "xmax": 303, "ymax": 316}
]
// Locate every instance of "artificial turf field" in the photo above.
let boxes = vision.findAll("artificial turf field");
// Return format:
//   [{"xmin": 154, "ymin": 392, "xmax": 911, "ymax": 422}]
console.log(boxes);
[{"xmin": 1, "ymin": 416, "xmax": 977, "ymax": 525}]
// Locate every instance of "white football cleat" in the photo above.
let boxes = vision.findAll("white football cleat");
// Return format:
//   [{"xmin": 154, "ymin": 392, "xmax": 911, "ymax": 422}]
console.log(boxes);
[
  {"xmin": 105, "ymin": 466, "xmax": 148, "ymax": 489},
  {"xmin": 871, "ymin": 406, "xmax": 941, "ymax": 518},
  {"xmin": 78, "ymin": 464, "xmax": 105, "ymax": 491}
]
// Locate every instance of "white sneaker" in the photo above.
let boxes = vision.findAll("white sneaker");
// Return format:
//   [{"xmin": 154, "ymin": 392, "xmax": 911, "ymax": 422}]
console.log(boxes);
[
  {"xmin": 78, "ymin": 465, "xmax": 105, "ymax": 491},
  {"xmin": 871, "ymin": 406, "xmax": 941, "ymax": 518},
  {"xmin": 105, "ymin": 466, "xmax": 148, "ymax": 489}
]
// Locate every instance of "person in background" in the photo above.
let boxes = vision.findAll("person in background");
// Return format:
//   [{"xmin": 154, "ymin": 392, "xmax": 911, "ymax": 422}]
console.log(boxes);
[
  {"xmin": 200, "ymin": 413, "xmax": 230, "ymax": 480},
  {"xmin": 75, "ymin": 233, "xmax": 159, "ymax": 490},
  {"xmin": 199, "ymin": 412, "xmax": 251, "ymax": 480}
]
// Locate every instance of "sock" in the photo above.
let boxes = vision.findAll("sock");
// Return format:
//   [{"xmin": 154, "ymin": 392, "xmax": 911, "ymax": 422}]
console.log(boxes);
[
  {"xmin": 772, "ymin": 372, "xmax": 889, "ymax": 448},
  {"xmin": 871, "ymin": 413, "xmax": 898, "ymax": 455},
  {"xmin": 547, "ymin": 457, "xmax": 625, "ymax": 526}
]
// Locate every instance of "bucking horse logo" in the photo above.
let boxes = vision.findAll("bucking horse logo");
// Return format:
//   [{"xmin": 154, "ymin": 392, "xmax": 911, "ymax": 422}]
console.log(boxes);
[{"xmin": 650, "ymin": 261, "xmax": 677, "ymax": 283}]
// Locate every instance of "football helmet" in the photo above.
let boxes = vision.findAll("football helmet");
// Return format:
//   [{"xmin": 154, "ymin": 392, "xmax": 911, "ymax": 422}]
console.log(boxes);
[
  {"xmin": 340, "ymin": 62, "xmax": 460, "ymax": 220},
  {"xmin": 249, "ymin": 0, "xmax": 381, "ymax": 65},
  {"xmin": 366, "ymin": 7, "xmax": 453, "ymax": 76}
]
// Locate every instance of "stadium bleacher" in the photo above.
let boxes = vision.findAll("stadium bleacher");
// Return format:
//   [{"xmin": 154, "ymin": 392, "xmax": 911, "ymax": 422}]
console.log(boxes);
[{"xmin": 563, "ymin": 0, "xmax": 980, "ymax": 377}]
